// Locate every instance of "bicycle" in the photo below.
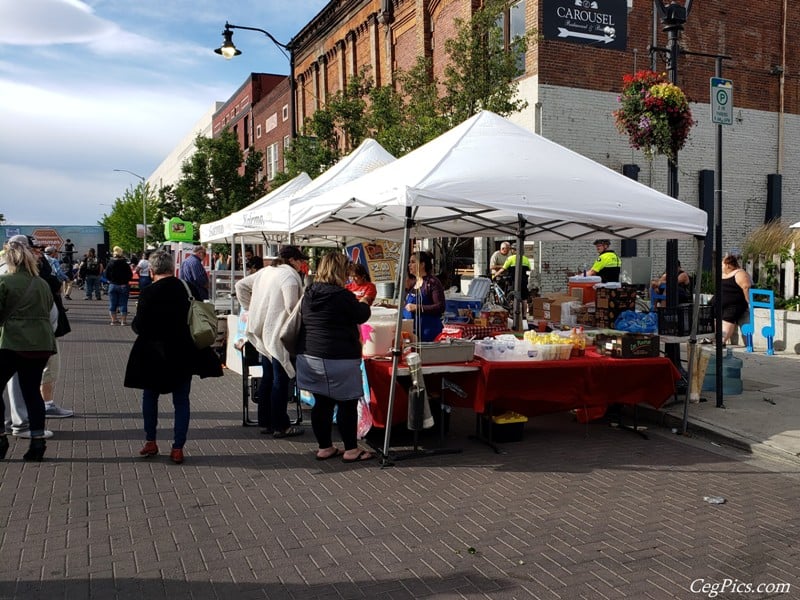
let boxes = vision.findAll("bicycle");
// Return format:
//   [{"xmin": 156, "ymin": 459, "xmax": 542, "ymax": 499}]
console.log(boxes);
[{"xmin": 487, "ymin": 275, "xmax": 517, "ymax": 312}]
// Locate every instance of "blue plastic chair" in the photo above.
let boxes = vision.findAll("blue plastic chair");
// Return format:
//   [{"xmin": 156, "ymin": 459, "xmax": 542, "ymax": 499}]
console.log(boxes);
[{"xmin": 741, "ymin": 288, "xmax": 775, "ymax": 355}]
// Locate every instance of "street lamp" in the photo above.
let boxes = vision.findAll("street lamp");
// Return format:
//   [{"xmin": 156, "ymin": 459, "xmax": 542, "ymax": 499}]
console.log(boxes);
[
  {"xmin": 214, "ymin": 22, "xmax": 297, "ymax": 139},
  {"xmin": 113, "ymin": 169, "xmax": 148, "ymax": 254}
]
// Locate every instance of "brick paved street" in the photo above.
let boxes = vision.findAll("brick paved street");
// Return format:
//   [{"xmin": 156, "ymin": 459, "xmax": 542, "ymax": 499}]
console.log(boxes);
[{"xmin": 1, "ymin": 299, "xmax": 798, "ymax": 599}]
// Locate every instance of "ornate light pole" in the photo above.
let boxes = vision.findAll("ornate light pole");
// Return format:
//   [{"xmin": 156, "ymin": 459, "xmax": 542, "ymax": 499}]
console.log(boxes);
[
  {"xmin": 650, "ymin": 0, "xmax": 693, "ymax": 373},
  {"xmin": 113, "ymin": 169, "xmax": 147, "ymax": 254},
  {"xmin": 214, "ymin": 22, "xmax": 297, "ymax": 140}
]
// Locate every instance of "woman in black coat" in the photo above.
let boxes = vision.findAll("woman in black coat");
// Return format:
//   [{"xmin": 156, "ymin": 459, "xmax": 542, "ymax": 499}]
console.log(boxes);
[
  {"xmin": 295, "ymin": 252, "xmax": 372, "ymax": 462},
  {"xmin": 124, "ymin": 250, "xmax": 222, "ymax": 464}
]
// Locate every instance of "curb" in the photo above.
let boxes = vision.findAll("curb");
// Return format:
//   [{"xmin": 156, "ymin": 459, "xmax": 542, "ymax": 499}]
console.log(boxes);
[{"xmin": 634, "ymin": 404, "xmax": 800, "ymax": 465}]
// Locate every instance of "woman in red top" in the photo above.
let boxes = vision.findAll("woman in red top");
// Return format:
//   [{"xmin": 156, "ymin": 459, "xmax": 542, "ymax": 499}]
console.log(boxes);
[{"xmin": 345, "ymin": 263, "xmax": 377, "ymax": 306}]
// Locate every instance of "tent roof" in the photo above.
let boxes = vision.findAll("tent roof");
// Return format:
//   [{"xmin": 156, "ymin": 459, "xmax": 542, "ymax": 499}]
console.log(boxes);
[
  {"xmin": 201, "ymin": 138, "xmax": 395, "ymax": 246},
  {"xmin": 199, "ymin": 172, "xmax": 311, "ymax": 244},
  {"xmin": 290, "ymin": 111, "xmax": 709, "ymax": 241}
]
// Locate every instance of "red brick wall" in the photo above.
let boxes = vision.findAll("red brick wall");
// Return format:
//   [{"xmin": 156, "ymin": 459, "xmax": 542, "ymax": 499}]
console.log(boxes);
[
  {"xmin": 252, "ymin": 78, "xmax": 292, "ymax": 182},
  {"xmin": 538, "ymin": 0, "xmax": 797, "ymax": 114}
]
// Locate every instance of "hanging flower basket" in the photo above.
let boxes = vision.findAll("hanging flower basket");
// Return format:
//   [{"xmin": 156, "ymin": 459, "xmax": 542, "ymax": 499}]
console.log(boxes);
[{"xmin": 613, "ymin": 70, "xmax": 696, "ymax": 161}]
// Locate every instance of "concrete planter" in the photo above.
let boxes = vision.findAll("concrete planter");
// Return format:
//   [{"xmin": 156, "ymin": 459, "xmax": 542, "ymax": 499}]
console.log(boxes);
[{"xmin": 751, "ymin": 309, "xmax": 800, "ymax": 354}]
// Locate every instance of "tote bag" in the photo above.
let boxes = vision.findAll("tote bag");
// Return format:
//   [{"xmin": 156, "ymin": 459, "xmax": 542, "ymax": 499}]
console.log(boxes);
[
  {"xmin": 279, "ymin": 296, "xmax": 303, "ymax": 356},
  {"xmin": 180, "ymin": 280, "xmax": 218, "ymax": 349}
]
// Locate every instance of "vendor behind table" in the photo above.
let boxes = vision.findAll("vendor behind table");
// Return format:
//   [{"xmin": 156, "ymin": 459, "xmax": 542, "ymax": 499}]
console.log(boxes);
[
  {"xmin": 403, "ymin": 251, "xmax": 445, "ymax": 342},
  {"xmin": 586, "ymin": 239, "xmax": 621, "ymax": 283}
]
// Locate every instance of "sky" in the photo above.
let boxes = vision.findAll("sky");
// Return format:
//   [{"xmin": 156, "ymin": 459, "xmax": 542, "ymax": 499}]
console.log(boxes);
[{"xmin": 0, "ymin": 0, "xmax": 328, "ymax": 226}]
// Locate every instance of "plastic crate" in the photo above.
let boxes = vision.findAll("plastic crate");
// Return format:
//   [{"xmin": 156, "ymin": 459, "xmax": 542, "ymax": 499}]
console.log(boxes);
[{"xmin": 657, "ymin": 304, "xmax": 714, "ymax": 336}]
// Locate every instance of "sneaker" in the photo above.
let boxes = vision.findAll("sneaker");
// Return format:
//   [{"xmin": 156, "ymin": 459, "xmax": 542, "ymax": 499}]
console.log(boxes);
[
  {"xmin": 45, "ymin": 404, "xmax": 74, "ymax": 418},
  {"xmin": 13, "ymin": 429, "xmax": 54, "ymax": 439},
  {"xmin": 170, "ymin": 448, "xmax": 184, "ymax": 464}
]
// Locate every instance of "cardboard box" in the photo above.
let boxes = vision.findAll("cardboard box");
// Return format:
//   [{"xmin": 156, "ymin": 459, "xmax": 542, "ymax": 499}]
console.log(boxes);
[
  {"xmin": 596, "ymin": 333, "xmax": 660, "ymax": 358},
  {"xmin": 531, "ymin": 295, "xmax": 574, "ymax": 312},
  {"xmin": 595, "ymin": 287, "xmax": 637, "ymax": 310}
]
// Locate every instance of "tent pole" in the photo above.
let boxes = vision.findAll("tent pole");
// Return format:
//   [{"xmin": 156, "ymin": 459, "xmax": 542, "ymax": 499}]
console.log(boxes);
[
  {"xmin": 682, "ymin": 236, "xmax": 706, "ymax": 434},
  {"xmin": 513, "ymin": 215, "xmax": 526, "ymax": 331},
  {"xmin": 381, "ymin": 204, "xmax": 414, "ymax": 465}
]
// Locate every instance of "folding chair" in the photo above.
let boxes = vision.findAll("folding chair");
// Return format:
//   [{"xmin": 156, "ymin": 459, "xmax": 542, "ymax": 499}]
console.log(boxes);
[
  {"xmin": 240, "ymin": 342, "xmax": 261, "ymax": 426},
  {"xmin": 240, "ymin": 342, "xmax": 303, "ymax": 426}
]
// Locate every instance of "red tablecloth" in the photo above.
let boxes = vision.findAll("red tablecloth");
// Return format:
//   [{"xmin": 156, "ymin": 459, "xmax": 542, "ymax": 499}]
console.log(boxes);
[{"xmin": 365, "ymin": 350, "xmax": 680, "ymax": 428}]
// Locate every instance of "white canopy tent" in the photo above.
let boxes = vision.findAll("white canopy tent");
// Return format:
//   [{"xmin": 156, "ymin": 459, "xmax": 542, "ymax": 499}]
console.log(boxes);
[
  {"xmin": 200, "ymin": 172, "xmax": 312, "ymax": 245},
  {"xmin": 200, "ymin": 138, "xmax": 396, "ymax": 247},
  {"xmin": 289, "ymin": 111, "xmax": 708, "ymax": 242},
  {"xmin": 283, "ymin": 110, "xmax": 709, "ymax": 463}
]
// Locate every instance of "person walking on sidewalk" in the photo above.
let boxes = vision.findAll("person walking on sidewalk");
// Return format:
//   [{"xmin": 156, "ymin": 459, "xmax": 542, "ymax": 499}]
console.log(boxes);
[
  {"xmin": 105, "ymin": 246, "xmax": 132, "ymax": 325},
  {"xmin": 124, "ymin": 251, "xmax": 222, "ymax": 464},
  {"xmin": 80, "ymin": 248, "xmax": 103, "ymax": 300},
  {"xmin": 0, "ymin": 235, "xmax": 57, "ymax": 461},
  {"xmin": 179, "ymin": 245, "xmax": 209, "ymax": 301}
]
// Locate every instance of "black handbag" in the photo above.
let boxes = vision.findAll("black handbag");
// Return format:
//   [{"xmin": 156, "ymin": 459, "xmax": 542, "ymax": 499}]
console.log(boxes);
[{"xmin": 55, "ymin": 303, "xmax": 71, "ymax": 337}]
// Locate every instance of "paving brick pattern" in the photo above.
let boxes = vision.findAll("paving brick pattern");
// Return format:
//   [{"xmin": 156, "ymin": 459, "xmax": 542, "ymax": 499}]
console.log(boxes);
[{"xmin": 1, "ymin": 299, "xmax": 799, "ymax": 599}]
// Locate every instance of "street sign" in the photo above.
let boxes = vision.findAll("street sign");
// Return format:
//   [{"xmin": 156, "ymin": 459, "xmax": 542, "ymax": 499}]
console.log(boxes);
[{"xmin": 710, "ymin": 77, "xmax": 733, "ymax": 125}]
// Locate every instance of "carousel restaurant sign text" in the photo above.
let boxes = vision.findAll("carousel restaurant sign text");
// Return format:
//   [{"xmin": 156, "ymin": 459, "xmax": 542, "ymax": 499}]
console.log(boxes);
[{"xmin": 543, "ymin": 0, "xmax": 628, "ymax": 51}]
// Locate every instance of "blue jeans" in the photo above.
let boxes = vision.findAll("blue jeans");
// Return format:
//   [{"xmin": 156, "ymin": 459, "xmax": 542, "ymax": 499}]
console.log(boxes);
[
  {"xmin": 85, "ymin": 275, "xmax": 101, "ymax": 299},
  {"xmin": 138, "ymin": 275, "xmax": 152, "ymax": 290},
  {"xmin": 142, "ymin": 378, "xmax": 191, "ymax": 449},
  {"xmin": 108, "ymin": 284, "xmax": 130, "ymax": 315},
  {"xmin": 257, "ymin": 354, "xmax": 291, "ymax": 432}
]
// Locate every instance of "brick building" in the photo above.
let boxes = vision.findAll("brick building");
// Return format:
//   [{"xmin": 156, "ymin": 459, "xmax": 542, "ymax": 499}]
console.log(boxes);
[
  {"xmin": 220, "ymin": 0, "xmax": 798, "ymax": 292},
  {"xmin": 211, "ymin": 73, "xmax": 290, "ymax": 179}
]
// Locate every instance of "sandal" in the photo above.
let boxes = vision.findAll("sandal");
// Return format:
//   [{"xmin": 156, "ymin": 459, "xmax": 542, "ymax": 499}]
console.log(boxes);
[
  {"xmin": 342, "ymin": 450, "xmax": 375, "ymax": 463},
  {"xmin": 316, "ymin": 448, "xmax": 344, "ymax": 461},
  {"xmin": 273, "ymin": 426, "xmax": 304, "ymax": 438}
]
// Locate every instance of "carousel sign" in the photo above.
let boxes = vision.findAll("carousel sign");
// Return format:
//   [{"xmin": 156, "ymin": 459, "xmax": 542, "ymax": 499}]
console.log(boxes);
[{"xmin": 543, "ymin": 0, "xmax": 628, "ymax": 51}]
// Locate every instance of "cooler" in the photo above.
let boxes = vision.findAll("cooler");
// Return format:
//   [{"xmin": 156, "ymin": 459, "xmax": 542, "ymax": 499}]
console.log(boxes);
[{"xmin": 568, "ymin": 276, "xmax": 602, "ymax": 304}]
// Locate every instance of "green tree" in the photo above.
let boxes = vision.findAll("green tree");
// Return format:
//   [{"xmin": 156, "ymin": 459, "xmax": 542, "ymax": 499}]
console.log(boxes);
[
  {"xmin": 277, "ymin": 70, "xmax": 373, "ymax": 186},
  {"xmin": 442, "ymin": 0, "xmax": 530, "ymax": 124},
  {"xmin": 280, "ymin": 0, "xmax": 529, "ymax": 179},
  {"xmin": 99, "ymin": 183, "xmax": 156, "ymax": 255},
  {"xmin": 161, "ymin": 129, "xmax": 266, "ymax": 230}
]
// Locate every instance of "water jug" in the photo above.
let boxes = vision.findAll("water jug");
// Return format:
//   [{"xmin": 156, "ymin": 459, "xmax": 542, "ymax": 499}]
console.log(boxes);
[{"xmin": 701, "ymin": 347, "xmax": 743, "ymax": 395}]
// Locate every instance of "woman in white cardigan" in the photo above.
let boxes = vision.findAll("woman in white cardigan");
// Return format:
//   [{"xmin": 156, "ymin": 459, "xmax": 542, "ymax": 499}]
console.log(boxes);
[{"xmin": 235, "ymin": 246, "xmax": 308, "ymax": 437}]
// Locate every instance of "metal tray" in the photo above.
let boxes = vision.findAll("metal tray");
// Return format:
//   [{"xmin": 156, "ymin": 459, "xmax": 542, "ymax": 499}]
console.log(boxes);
[{"xmin": 410, "ymin": 340, "xmax": 475, "ymax": 364}]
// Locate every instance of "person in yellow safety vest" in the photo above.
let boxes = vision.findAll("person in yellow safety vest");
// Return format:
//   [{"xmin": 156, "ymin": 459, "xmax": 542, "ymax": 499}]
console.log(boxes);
[{"xmin": 587, "ymin": 239, "xmax": 621, "ymax": 283}]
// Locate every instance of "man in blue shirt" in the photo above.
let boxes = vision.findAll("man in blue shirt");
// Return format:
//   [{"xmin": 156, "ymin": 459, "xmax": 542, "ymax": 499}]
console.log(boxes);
[{"xmin": 179, "ymin": 245, "xmax": 210, "ymax": 300}]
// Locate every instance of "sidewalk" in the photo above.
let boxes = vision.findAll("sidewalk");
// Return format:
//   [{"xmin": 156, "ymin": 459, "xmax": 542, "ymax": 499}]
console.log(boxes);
[
  {"xmin": 2, "ymin": 298, "xmax": 800, "ymax": 599},
  {"xmin": 645, "ymin": 344, "xmax": 800, "ymax": 464}
]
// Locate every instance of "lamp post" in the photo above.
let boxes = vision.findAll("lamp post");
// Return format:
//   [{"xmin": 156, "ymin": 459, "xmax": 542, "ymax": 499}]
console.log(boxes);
[
  {"xmin": 649, "ymin": 0, "xmax": 693, "ymax": 377},
  {"xmin": 214, "ymin": 22, "xmax": 297, "ymax": 139},
  {"xmin": 113, "ymin": 169, "xmax": 147, "ymax": 254}
]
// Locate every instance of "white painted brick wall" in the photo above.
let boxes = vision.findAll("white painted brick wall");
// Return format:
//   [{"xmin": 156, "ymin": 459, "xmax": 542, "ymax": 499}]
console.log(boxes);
[{"xmin": 504, "ymin": 84, "xmax": 800, "ymax": 295}]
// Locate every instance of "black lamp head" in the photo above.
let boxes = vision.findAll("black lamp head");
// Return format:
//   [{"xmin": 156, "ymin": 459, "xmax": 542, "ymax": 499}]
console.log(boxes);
[{"xmin": 214, "ymin": 26, "xmax": 241, "ymax": 59}]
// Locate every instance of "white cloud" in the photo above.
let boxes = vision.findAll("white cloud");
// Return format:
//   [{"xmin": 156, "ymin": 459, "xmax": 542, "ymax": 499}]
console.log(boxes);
[
  {"xmin": 0, "ymin": 0, "xmax": 118, "ymax": 45},
  {"xmin": 0, "ymin": 0, "xmax": 329, "ymax": 226}
]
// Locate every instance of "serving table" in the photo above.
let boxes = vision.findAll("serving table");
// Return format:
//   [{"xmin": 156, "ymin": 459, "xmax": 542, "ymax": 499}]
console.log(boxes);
[{"xmin": 364, "ymin": 350, "xmax": 680, "ymax": 430}]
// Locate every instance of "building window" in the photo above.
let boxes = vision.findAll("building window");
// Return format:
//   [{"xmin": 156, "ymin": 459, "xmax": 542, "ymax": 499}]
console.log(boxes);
[
  {"xmin": 497, "ymin": 0, "xmax": 527, "ymax": 76},
  {"xmin": 266, "ymin": 142, "xmax": 279, "ymax": 181},
  {"xmin": 256, "ymin": 124, "xmax": 262, "ymax": 139},
  {"xmin": 282, "ymin": 105, "xmax": 289, "ymax": 121}
]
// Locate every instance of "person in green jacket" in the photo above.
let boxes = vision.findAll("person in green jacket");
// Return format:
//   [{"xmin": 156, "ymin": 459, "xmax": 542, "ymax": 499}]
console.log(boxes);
[{"xmin": 0, "ymin": 235, "xmax": 57, "ymax": 461}]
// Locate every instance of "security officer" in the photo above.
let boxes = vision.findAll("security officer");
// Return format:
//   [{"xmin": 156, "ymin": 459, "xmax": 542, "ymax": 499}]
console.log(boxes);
[{"xmin": 587, "ymin": 239, "xmax": 621, "ymax": 283}]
